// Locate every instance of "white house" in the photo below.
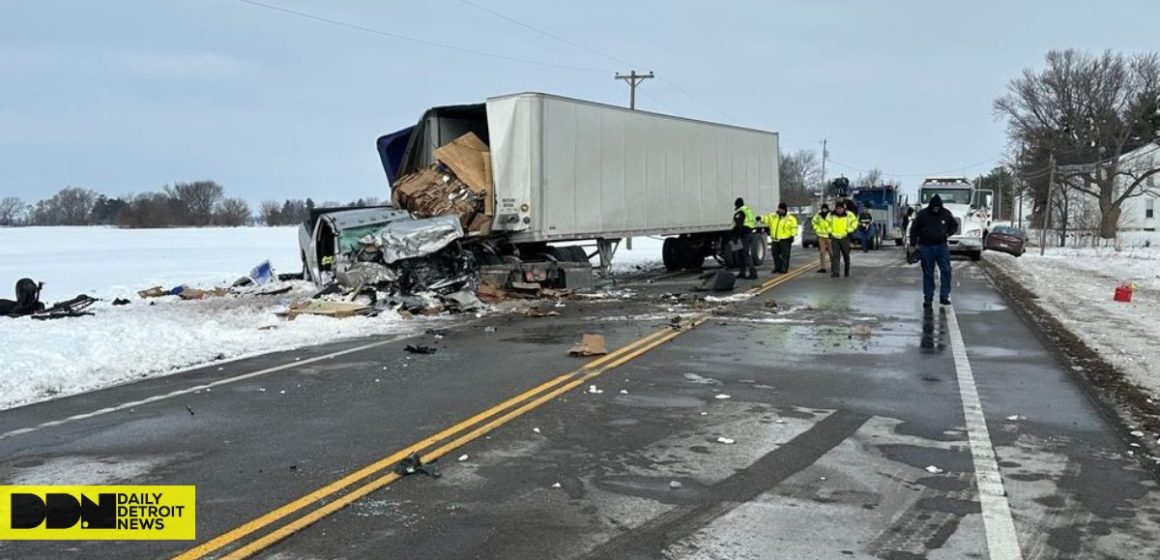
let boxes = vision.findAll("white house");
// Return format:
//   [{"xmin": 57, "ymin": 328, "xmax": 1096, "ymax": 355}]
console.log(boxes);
[{"xmin": 1114, "ymin": 141, "xmax": 1160, "ymax": 231}]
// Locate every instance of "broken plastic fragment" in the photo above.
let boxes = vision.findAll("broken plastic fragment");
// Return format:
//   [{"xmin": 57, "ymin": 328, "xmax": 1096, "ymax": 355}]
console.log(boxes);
[
  {"xmin": 716, "ymin": 437, "xmax": 735, "ymax": 444},
  {"xmin": 669, "ymin": 480, "xmax": 682, "ymax": 489},
  {"xmin": 458, "ymin": 454, "xmax": 469, "ymax": 462},
  {"xmin": 1006, "ymin": 415, "xmax": 1020, "ymax": 421},
  {"xmin": 533, "ymin": 427, "xmax": 541, "ymax": 434},
  {"xmin": 1130, "ymin": 430, "xmax": 1144, "ymax": 437},
  {"xmin": 619, "ymin": 389, "xmax": 628, "ymax": 395},
  {"xmin": 925, "ymin": 465, "xmax": 944, "ymax": 474},
  {"xmin": 551, "ymin": 482, "xmax": 561, "ymax": 488},
  {"xmin": 715, "ymin": 394, "xmax": 731, "ymax": 400}
]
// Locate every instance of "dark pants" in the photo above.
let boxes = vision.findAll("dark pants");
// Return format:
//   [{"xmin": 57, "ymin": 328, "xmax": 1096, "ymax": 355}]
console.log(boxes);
[
  {"xmin": 739, "ymin": 231, "xmax": 756, "ymax": 277},
  {"xmin": 772, "ymin": 238, "xmax": 792, "ymax": 272},
  {"xmin": 919, "ymin": 244, "xmax": 952, "ymax": 301},
  {"xmin": 830, "ymin": 237, "xmax": 851, "ymax": 276},
  {"xmin": 860, "ymin": 227, "xmax": 872, "ymax": 252}
]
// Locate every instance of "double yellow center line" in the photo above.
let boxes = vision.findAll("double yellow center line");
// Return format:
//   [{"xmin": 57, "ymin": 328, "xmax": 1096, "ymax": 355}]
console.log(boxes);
[{"xmin": 176, "ymin": 263, "xmax": 812, "ymax": 560}]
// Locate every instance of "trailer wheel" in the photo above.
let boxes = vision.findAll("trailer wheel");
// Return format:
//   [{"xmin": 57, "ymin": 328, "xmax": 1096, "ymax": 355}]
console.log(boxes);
[
  {"xmin": 752, "ymin": 236, "xmax": 767, "ymax": 266},
  {"xmin": 662, "ymin": 238, "xmax": 681, "ymax": 271},
  {"xmin": 568, "ymin": 246, "xmax": 590, "ymax": 263},
  {"xmin": 676, "ymin": 238, "xmax": 704, "ymax": 270},
  {"xmin": 895, "ymin": 238, "xmax": 903, "ymax": 246}
]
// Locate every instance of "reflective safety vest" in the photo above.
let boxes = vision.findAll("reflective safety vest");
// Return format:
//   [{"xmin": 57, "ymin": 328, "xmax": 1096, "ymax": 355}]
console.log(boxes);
[
  {"xmin": 739, "ymin": 205, "xmax": 756, "ymax": 229},
  {"xmin": 811, "ymin": 213, "xmax": 831, "ymax": 239},
  {"xmin": 826, "ymin": 212, "xmax": 859, "ymax": 239},
  {"xmin": 764, "ymin": 213, "xmax": 798, "ymax": 240}
]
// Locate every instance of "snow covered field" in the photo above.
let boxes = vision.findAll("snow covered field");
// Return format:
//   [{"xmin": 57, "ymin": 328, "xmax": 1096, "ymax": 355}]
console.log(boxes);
[
  {"xmin": 0, "ymin": 226, "xmax": 667, "ymax": 411},
  {"xmin": 0, "ymin": 227, "xmax": 424, "ymax": 410},
  {"xmin": 985, "ymin": 232, "xmax": 1160, "ymax": 397}
]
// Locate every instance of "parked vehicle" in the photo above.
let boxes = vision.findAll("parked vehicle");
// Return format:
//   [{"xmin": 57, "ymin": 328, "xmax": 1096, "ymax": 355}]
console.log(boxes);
[
  {"xmin": 912, "ymin": 177, "xmax": 992, "ymax": 261},
  {"xmin": 848, "ymin": 185, "xmax": 908, "ymax": 249},
  {"xmin": 984, "ymin": 225, "xmax": 1026, "ymax": 256}
]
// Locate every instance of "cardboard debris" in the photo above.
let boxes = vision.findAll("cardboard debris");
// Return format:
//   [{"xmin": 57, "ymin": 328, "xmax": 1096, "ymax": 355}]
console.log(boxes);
[
  {"xmin": 569, "ymin": 334, "xmax": 608, "ymax": 357},
  {"xmin": 523, "ymin": 305, "xmax": 560, "ymax": 318},
  {"xmin": 434, "ymin": 132, "xmax": 491, "ymax": 195},
  {"xmin": 138, "ymin": 286, "xmax": 169, "ymax": 299},
  {"xmin": 284, "ymin": 300, "xmax": 374, "ymax": 320},
  {"xmin": 392, "ymin": 132, "xmax": 495, "ymax": 235},
  {"xmin": 176, "ymin": 287, "xmax": 230, "ymax": 300},
  {"xmin": 477, "ymin": 283, "xmax": 507, "ymax": 304}
]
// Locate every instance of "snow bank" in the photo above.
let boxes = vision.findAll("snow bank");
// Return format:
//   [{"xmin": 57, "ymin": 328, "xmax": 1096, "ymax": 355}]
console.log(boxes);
[
  {"xmin": 0, "ymin": 226, "xmax": 425, "ymax": 411},
  {"xmin": 986, "ymin": 245, "xmax": 1160, "ymax": 397}
]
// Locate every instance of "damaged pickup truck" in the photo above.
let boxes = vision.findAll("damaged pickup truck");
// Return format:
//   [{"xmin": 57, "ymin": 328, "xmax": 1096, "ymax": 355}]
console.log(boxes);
[{"xmin": 299, "ymin": 206, "xmax": 476, "ymax": 296}]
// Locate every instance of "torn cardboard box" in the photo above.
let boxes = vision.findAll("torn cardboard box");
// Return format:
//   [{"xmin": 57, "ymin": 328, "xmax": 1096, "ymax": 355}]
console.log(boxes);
[{"xmin": 569, "ymin": 334, "xmax": 608, "ymax": 357}]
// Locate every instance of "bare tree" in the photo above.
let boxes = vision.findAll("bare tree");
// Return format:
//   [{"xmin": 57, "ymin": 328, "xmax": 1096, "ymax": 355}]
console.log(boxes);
[
  {"xmin": 31, "ymin": 187, "xmax": 98, "ymax": 225},
  {"xmin": 119, "ymin": 193, "xmax": 176, "ymax": 228},
  {"xmin": 995, "ymin": 49, "xmax": 1160, "ymax": 238},
  {"xmin": 258, "ymin": 200, "xmax": 281, "ymax": 226},
  {"xmin": 215, "ymin": 198, "xmax": 252, "ymax": 226},
  {"xmin": 0, "ymin": 197, "xmax": 27, "ymax": 226},
  {"xmin": 779, "ymin": 149, "xmax": 823, "ymax": 206},
  {"xmin": 166, "ymin": 181, "xmax": 225, "ymax": 226},
  {"xmin": 856, "ymin": 167, "xmax": 884, "ymax": 187}
]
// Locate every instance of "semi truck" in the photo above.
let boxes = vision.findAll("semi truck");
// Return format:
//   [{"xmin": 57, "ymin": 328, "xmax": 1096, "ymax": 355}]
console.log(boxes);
[
  {"xmin": 912, "ymin": 177, "xmax": 993, "ymax": 261},
  {"xmin": 341, "ymin": 92, "xmax": 780, "ymax": 288},
  {"xmin": 847, "ymin": 184, "xmax": 908, "ymax": 249}
]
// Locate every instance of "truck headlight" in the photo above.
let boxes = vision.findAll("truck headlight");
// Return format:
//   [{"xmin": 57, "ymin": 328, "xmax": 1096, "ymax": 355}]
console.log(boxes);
[{"xmin": 963, "ymin": 229, "xmax": 983, "ymax": 237}]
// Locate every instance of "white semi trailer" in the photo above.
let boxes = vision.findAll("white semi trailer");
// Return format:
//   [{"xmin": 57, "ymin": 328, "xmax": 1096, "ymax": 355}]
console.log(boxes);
[{"xmin": 378, "ymin": 93, "xmax": 780, "ymax": 279}]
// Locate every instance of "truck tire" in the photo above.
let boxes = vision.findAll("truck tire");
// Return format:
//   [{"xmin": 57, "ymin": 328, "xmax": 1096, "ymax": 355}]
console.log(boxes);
[
  {"xmin": 895, "ymin": 238, "xmax": 903, "ymax": 246},
  {"xmin": 722, "ymin": 243, "xmax": 739, "ymax": 269},
  {"xmin": 568, "ymin": 246, "xmax": 590, "ymax": 263},
  {"xmin": 662, "ymin": 238, "xmax": 679, "ymax": 271},
  {"xmin": 677, "ymin": 238, "xmax": 704, "ymax": 270},
  {"xmin": 752, "ymin": 236, "xmax": 767, "ymax": 266},
  {"xmin": 970, "ymin": 250, "xmax": 982, "ymax": 262}
]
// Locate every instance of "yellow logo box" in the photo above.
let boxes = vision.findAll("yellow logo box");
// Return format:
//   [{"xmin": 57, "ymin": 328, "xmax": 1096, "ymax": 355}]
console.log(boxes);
[{"xmin": 0, "ymin": 485, "xmax": 195, "ymax": 541}]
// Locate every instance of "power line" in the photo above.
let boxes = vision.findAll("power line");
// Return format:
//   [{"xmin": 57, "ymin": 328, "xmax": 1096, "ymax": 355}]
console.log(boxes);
[
  {"xmin": 825, "ymin": 156, "xmax": 999, "ymax": 179},
  {"xmin": 221, "ymin": 0, "xmax": 609, "ymax": 73},
  {"xmin": 455, "ymin": 0, "xmax": 739, "ymax": 122},
  {"xmin": 456, "ymin": 0, "xmax": 636, "ymax": 68}
]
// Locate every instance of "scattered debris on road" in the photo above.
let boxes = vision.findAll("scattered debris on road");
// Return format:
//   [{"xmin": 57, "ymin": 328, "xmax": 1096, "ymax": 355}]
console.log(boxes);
[
  {"xmin": 393, "ymin": 453, "xmax": 440, "ymax": 478},
  {"xmin": 569, "ymin": 334, "xmax": 608, "ymax": 357},
  {"xmin": 925, "ymin": 465, "xmax": 944, "ymax": 474},
  {"xmin": 669, "ymin": 480, "xmax": 683, "ymax": 489},
  {"xmin": 716, "ymin": 437, "xmax": 735, "ymax": 445},
  {"xmin": 715, "ymin": 394, "xmax": 732, "ymax": 400},
  {"xmin": 457, "ymin": 454, "xmax": 469, "ymax": 462},
  {"xmin": 588, "ymin": 385, "xmax": 604, "ymax": 394},
  {"xmin": 405, "ymin": 344, "xmax": 438, "ymax": 355}
]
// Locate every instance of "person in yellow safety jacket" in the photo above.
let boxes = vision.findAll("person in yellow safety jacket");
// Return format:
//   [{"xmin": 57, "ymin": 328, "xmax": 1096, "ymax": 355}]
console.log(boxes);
[
  {"xmin": 731, "ymin": 197, "xmax": 758, "ymax": 279},
  {"xmin": 762, "ymin": 202, "xmax": 798, "ymax": 274},
  {"xmin": 811, "ymin": 203, "xmax": 832, "ymax": 274},
  {"xmin": 825, "ymin": 200, "xmax": 860, "ymax": 278}
]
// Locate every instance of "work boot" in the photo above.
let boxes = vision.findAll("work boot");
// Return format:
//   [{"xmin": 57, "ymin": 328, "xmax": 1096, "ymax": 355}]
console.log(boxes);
[
  {"xmin": 817, "ymin": 268, "xmax": 827, "ymax": 274},
  {"xmin": 923, "ymin": 300, "xmax": 933, "ymax": 309},
  {"xmin": 844, "ymin": 265, "xmax": 850, "ymax": 277},
  {"xmin": 940, "ymin": 297, "xmax": 952, "ymax": 306},
  {"xmin": 831, "ymin": 272, "xmax": 839, "ymax": 278}
]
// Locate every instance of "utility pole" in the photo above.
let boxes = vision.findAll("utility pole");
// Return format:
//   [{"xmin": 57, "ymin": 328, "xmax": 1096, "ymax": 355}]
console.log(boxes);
[
  {"xmin": 1040, "ymin": 151, "xmax": 1056, "ymax": 256},
  {"xmin": 614, "ymin": 70, "xmax": 654, "ymax": 110},
  {"xmin": 615, "ymin": 70, "xmax": 652, "ymax": 251},
  {"xmin": 820, "ymin": 139, "xmax": 828, "ymax": 205}
]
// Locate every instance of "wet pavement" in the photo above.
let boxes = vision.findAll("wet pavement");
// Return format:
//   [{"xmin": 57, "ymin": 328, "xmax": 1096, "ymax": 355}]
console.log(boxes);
[{"xmin": 2, "ymin": 248, "xmax": 1159, "ymax": 559}]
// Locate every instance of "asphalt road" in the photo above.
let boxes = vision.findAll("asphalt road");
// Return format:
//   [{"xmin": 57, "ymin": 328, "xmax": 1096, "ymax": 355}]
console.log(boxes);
[{"xmin": 2, "ymin": 247, "xmax": 1159, "ymax": 560}]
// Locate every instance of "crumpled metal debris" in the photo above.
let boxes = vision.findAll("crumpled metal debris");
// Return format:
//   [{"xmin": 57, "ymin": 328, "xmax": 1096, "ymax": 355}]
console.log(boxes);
[
  {"xmin": 363, "ymin": 216, "xmax": 465, "ymax": 265},
  {"xmin": 393, "ymin": 453, "xmax": 440, "ymax": 478}
]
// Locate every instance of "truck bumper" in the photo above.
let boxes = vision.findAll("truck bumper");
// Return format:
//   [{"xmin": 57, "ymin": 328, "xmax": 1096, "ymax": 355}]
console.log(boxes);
[{"xmin": 947, "ymin": 237, "xmax": 983, "ymax": 254}]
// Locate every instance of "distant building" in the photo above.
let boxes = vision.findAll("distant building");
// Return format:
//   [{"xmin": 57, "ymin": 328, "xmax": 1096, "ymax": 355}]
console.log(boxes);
[{"xmin": 1115, "ymin": 142, "xmax": 1160, "ymax": 231}]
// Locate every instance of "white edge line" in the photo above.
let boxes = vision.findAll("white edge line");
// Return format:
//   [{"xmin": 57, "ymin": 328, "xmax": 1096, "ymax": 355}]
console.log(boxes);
[
  {"xmin": 0, "ymin": 333, "xmax": 416, "ymax": 441},
  {"xmin": 945, "ymin": 306, "xmax": 1024, "ymax": 560}
]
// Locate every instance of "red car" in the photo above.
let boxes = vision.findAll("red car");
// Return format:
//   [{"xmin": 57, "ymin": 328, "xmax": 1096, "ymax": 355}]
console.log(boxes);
[{"xmin": 984, "ymin": 225, "xmax": 1026, "ymax": 256}]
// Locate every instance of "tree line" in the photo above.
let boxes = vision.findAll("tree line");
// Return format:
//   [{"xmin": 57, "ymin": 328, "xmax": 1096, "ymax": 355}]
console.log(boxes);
[{"xmin": 0, "ymin": 182, "xmax": 385, "ymax": 228}]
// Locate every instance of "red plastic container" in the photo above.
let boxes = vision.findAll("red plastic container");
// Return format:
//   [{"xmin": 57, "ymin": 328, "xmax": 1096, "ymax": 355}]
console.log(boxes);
[{"xmin": 1114, "ymin": 286, "xmax": 1133, "ymax": 303}]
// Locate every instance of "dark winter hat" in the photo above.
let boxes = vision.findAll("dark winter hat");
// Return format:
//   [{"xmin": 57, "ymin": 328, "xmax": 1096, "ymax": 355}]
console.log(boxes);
[
  {"xmin": 820, "ymin": 203, "xmax": 830, "ymax": 210},
  {"xmin": 930, "ymin": 194, "xmax": 943, "ymax": 207},
  {"xmin": 778, "ymin": 202, "xmax": 788, "ymax": 210},
  {"xmin": 735, "ymin": 197, "xmax": 745, "ymax": 208}
]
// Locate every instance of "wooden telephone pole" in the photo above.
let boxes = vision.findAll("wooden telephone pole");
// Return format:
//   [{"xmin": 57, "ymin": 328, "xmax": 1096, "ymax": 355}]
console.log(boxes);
[{"xmin": 615, "ymin": 70, "xmax": 654, "ymax": 110}]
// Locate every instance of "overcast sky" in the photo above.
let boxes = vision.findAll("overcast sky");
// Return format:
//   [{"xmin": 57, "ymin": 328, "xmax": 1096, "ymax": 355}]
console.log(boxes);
[{"xmin": 3, "ymin": 0, "xmax": 1159, "ymax": 204}]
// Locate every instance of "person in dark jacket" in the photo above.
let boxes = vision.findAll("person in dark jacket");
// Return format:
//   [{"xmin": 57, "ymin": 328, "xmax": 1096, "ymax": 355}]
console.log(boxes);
[
  {"xmin": 909, "ymin": 194, "xmax": 958, "ymax": 306},
  {"xmin": 732, "ymin": 197, "xmax": 757, "ymax": 279},
  {"xmin": 857, "ymin": 206, "xmax": 874, "ymax": 252}
]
